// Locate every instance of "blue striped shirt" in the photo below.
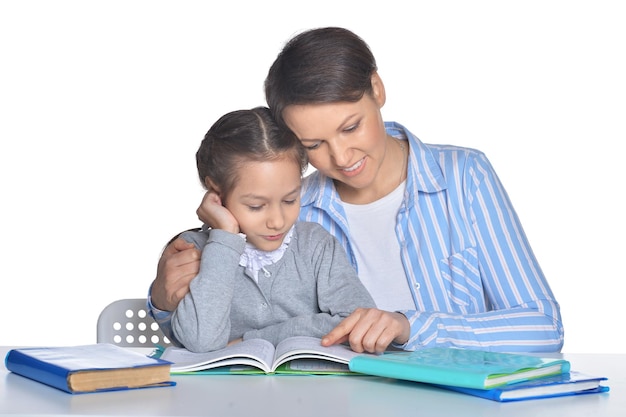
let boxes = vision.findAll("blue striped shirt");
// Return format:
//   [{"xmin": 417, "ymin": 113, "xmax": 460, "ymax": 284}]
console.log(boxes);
[{"xmin": 298, "ymin": 121, "xmax": 564, "ymax": 353}]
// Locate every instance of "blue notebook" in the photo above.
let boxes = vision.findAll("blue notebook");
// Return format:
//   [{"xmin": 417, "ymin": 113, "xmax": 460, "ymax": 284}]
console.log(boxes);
[
  {"xmin": 436, "ymin": 371, "xmax": 609, "ymax": 402},
  {"xmin": 5, "ymin": 343, "xmax": 175, "ymax": 394},
  {"xmin": 349, "ymin": 347, "xmax": 570, "ymax": 389}
]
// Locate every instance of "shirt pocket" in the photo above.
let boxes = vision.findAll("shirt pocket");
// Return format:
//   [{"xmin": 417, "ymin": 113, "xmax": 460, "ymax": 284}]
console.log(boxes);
[{"xmin": 439, "ymin": 247, "xmax": 484, "ymax": 313}]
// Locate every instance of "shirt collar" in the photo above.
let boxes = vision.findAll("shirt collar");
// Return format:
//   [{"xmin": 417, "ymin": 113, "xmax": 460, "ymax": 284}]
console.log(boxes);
[
  {"xmin": 385, "ymin": 121, "xmax": 447, "ymax": 194},
  {"xmin": 239, "ymin": 225, "xmax": 295, "ymax": 282}
]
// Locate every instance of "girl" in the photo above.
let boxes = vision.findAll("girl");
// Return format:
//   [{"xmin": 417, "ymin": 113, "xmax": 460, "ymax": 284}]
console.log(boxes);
[{"xmin": 170, "ymin": 106, "xmax": 375, "ymax": 353}]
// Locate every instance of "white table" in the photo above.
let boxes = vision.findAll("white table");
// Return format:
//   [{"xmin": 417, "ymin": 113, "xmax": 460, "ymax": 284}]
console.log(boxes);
[{"xmin": 1, "ymin": 347, "xmax": 623, "ymax": 416}]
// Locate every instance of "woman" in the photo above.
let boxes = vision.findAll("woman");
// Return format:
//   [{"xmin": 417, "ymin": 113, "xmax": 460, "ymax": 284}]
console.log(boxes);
[{"xmin": 149, "ymin": 27, "xmax": 563, "ymax": 354}]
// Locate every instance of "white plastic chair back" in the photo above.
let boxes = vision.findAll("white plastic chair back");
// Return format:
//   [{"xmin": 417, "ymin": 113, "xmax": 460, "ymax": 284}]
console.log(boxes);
[{"xmin": 97, "ymin": 298, "xmax": 172, "ymax": 347}]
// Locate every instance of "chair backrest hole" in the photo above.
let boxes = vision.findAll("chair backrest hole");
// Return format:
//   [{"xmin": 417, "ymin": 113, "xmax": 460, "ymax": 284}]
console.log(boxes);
[{"xmin": 97, "ymin": 298, "xmax": 173, "ymax": 347}]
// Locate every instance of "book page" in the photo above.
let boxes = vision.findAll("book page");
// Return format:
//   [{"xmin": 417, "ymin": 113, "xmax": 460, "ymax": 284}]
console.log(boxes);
[
  {"xmin": 272, "ymin": 336, "xmax": 374, "ymax": 372},
  {"xmin": 161, "ymin": 338, "xmax": 276, "ymax": 373},
  {"xmin": 69, "ymin": 365, "xmax": 172, "ymax": 392}
]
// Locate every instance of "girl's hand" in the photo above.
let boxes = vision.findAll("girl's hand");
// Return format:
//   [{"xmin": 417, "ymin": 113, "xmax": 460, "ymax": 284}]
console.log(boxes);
[
  {"xmin": 321, "ymin": 308, "xmax": 410, "ymax": 354},
  {"xmin": 227, "ymin": 338, "xmax": 243, "ymax": 346},
  {"xmin": 197, "ymin": 191, "xmax": 239, "ymax": 234}
]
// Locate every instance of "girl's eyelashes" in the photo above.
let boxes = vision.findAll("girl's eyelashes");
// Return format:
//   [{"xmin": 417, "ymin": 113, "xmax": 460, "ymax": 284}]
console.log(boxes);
[{"xmin": 246, "ymin": 199, "xmax": 298, "ymax": 210}]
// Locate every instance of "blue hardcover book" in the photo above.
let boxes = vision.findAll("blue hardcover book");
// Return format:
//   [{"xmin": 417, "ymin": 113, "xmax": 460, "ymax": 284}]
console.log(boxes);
[
  {"xmin": 5, "ymin": 343, "xmax": 175, "ymax": 394},
  {"xmin": 436, "ymin": 371, "xmax": 609, "ymax": 401},
  {"xmin": 348, "ymin": 347, "xmax": 570, "ymax": 389}
]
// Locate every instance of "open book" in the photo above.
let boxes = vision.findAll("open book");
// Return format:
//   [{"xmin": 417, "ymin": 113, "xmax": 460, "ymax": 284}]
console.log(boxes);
[{"xmin": 159, "ymin": 336, "xmax": 375, "ymax": 375}]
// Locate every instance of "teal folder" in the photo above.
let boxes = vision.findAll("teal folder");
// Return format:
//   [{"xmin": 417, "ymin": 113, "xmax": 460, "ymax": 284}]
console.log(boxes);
[{"xmin": 348, "ymin": 347, "xmax": 570, "ymax": 390}]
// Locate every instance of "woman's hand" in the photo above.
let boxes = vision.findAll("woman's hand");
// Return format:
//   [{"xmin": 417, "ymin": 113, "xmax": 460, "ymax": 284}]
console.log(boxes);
[
  {"xmin": 196, "ymin": 191, "xmax": 239, "ymax": 234},
  {"xmin": 321, "ymin": 308, "xmax": 410, "ymax": 353},
  {"xmin": 151, "ymin": 237, "xmax": 201, "ymax": 312}
]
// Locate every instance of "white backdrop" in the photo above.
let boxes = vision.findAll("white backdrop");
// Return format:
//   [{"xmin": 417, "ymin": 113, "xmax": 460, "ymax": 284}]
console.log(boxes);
[{"xmin": 1, "ymin": 1, "xmax": 624, "ymax": 353}]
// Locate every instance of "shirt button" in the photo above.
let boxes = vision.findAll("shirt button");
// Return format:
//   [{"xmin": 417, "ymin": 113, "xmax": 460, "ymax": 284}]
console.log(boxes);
[{"xmin": 414, "ymin": 283, "xmax": 421, "ymax": 290}]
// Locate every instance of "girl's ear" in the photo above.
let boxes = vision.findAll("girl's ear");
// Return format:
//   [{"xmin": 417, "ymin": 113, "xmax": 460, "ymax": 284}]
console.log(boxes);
[
  {"xmin": 204, "ymin": 177, "xmax": 221, "ymax": 195},
  {"xmin": 370, "ymin": 71, "xmax": 386, "ymax": 108}
]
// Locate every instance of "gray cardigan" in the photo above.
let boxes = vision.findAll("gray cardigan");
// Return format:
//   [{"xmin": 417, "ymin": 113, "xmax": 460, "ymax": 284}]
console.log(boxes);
[{"xmin": 171, "ymin": 222, "xmax": 376, "ymax": 353}]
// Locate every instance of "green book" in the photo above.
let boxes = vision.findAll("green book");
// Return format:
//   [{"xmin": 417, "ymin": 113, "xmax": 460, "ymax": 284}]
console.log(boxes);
[{"xmin": 348, "ymin": 347, "xmax": 570, "ymax": 389}]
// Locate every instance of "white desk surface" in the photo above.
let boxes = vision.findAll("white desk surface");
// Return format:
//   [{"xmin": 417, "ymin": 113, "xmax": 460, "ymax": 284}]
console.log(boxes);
[{"xmin": 1, "ymin": 347, "xmax": 623, "ymax": 416}]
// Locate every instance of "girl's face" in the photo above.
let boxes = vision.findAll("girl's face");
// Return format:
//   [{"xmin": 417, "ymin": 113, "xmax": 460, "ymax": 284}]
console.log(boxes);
[
  {"xmin": 281, "ymin": 74, "xmax": 392, "ymax": 202},
  {"xmin": 224, "ymin": 156, "xmax": 301, "ymax": 252}
]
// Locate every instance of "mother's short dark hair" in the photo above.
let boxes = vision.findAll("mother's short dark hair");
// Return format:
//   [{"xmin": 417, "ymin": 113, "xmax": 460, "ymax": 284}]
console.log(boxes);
[{"xmin": 265, "ymin": 27, "xmax": 378, "ymax": 127}]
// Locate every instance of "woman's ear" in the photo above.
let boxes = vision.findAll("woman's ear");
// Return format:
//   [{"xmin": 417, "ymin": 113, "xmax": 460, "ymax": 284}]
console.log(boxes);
[{"xmin": 370, "ymin": 72, "xmax": 386, "ymax": 108}]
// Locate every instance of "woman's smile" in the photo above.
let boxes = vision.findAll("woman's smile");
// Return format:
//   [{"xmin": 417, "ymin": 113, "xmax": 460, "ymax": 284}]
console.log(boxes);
[{"xmin": 339, "ymin": 157, "xmax": 366, "ymax": 176}]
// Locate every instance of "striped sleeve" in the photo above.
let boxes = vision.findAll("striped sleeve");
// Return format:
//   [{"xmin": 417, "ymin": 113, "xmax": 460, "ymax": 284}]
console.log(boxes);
[{"xmin": 399, "ymin": 148, "xmax": 563, "ymax": 352}]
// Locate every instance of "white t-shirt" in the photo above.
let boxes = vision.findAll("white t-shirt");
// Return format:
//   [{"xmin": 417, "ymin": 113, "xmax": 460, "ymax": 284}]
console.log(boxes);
[{"xmin": 341, "ymin": 182, "xmax": 416, "ymax": 311}]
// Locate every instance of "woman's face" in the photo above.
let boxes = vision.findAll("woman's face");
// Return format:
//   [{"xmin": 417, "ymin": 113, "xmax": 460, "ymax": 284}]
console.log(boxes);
[{"xmin": 282, "ymin": 74, "xmax": 391, "ymax": 199}]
